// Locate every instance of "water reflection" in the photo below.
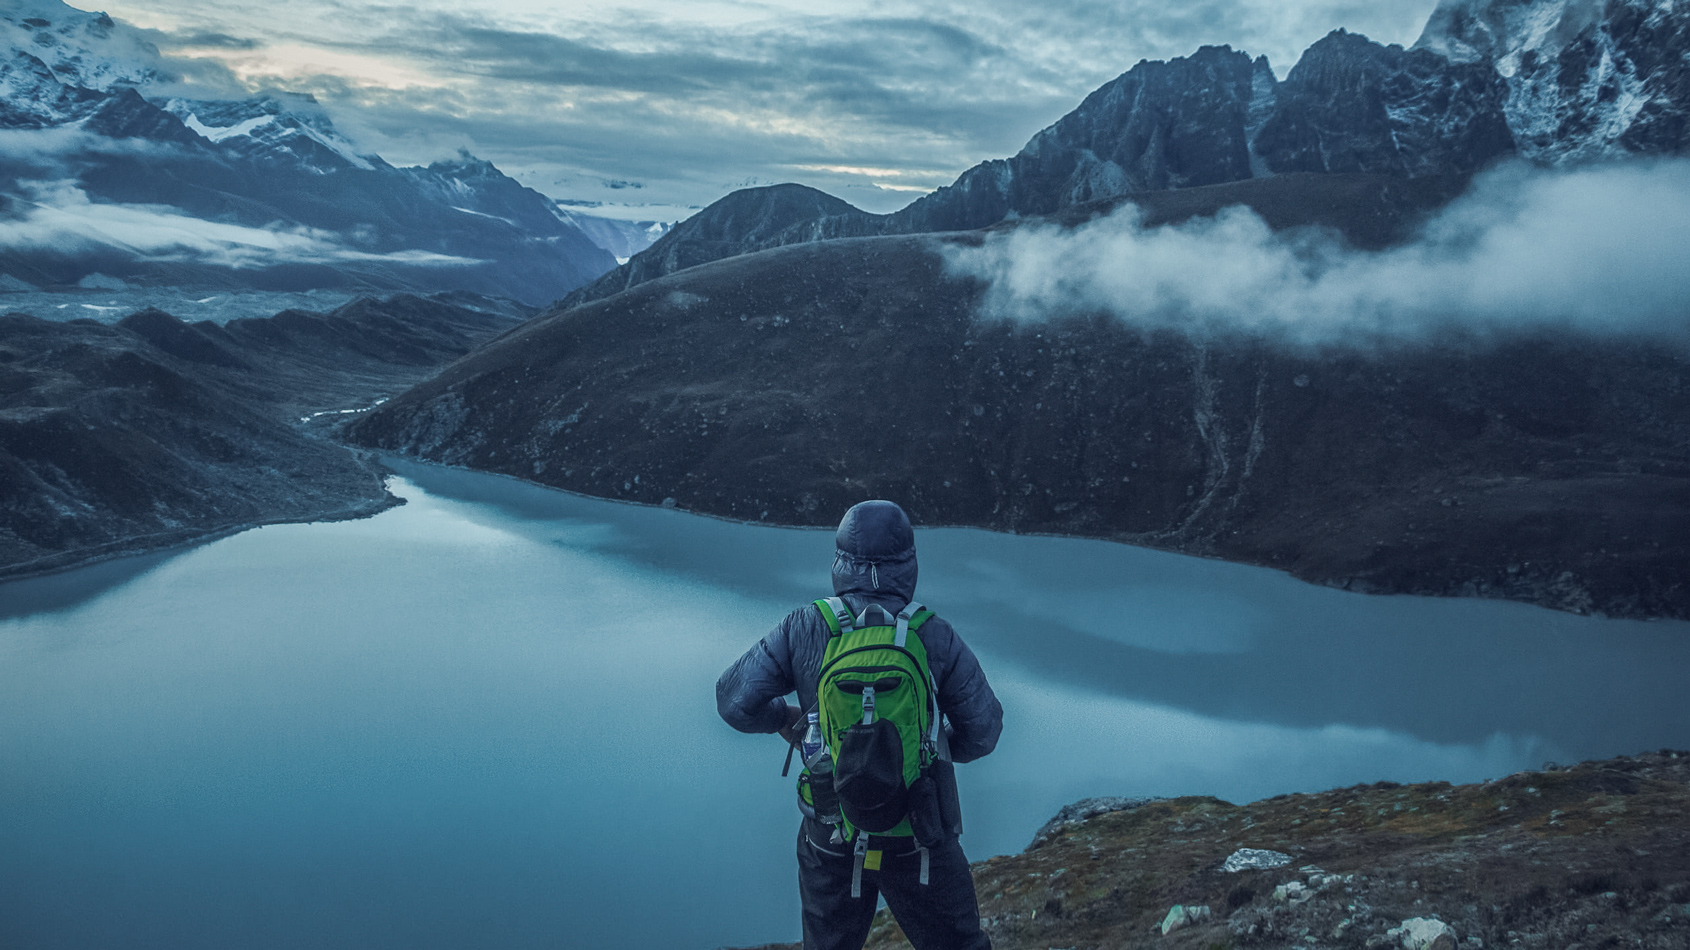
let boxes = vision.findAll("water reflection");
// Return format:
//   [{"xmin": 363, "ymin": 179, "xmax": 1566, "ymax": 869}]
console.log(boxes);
[{"xmin": 0, "ymin": 549, "xmax": 183, "ymax": 622}]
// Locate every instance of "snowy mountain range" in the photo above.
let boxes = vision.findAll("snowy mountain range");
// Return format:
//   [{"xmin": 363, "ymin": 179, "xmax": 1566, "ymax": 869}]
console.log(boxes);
[
  {"xmin": 0, "ymin": 0, "xmax": 638, "ymax": 304},
  {"xmin": 567, "ymin": 0, "xmax": 1690, "ymax": 306}
]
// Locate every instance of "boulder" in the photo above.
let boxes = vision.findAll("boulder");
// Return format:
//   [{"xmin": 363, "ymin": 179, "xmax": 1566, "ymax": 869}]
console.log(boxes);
[
  {"xmin": 1222, "ymin": 848, "xmax": 1292, "ymax": 872},
  {"xmin": 1387, "ymin": 917, "xmax": 1457, "ymax": 950},
  {"xmin": 1273, "ymin": 881, "xmax": 1311, "ymax": 903},
  {"xmin": 1159, "ymin": 904, "xmax": 1211, "ymax": 935}
]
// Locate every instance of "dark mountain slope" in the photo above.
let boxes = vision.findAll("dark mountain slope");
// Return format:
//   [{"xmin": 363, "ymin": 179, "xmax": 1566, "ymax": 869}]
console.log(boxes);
[
  {"xmin": 0, "ymin": 295, "xmax": 521, "ymax": 578},
  {"xmin": 0, "ymin": 314, "xmax": 389, "ymax": 576},
  {"xmin": 345, "ymin": 235, "xmax": 1690, "ymax": 620},
  {"xmin": 561, "ymin": 184, "xmax": 860, "ymax": 306}
]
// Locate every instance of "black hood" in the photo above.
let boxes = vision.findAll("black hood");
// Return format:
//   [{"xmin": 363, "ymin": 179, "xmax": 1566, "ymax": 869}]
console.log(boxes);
[{"xmin": 831, "ymin": 500, "xmax": 918, "ymax": 602}]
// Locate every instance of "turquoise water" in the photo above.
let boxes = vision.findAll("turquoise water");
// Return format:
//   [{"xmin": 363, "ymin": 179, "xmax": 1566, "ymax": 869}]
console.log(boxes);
[{"xmin": 3, "ymin": 459, "xmax": 1687, "ymax": 950}]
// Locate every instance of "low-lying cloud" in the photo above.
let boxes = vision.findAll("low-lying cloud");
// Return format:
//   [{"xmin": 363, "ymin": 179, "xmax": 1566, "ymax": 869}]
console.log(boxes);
[
  {"xmin": 0, "ymin": 127, "xmax": 186, "ymax": 167},
  {"xmin": 0, "ymin": 179, "xmax": 480, "ymax": 269},
  {"xmin": 945, "ymin": 160, "xmax": 1690, "ymax": 346}
]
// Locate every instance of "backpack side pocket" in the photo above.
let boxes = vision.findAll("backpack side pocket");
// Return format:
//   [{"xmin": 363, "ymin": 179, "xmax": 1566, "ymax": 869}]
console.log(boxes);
[
  {"xmin": 907, "ymin": 771, "xmax": 945, "ymax": 846},
  {"xmin": 929, "ymin": 757, "xmax": 962, "ymax": 836}
]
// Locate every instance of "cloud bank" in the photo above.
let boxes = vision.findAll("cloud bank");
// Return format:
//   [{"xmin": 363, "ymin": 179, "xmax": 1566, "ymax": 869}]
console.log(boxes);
[
  {"xmin": 0, "ymin": 179, "xmax": 480, "ymax": 269},
  {"xmin": 945, "ymin": 161, "xmax": 1690, "ymax": 346}
]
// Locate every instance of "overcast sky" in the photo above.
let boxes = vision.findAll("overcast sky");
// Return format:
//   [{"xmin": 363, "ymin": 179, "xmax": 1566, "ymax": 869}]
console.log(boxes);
[{"xmin": 101, "ymin": 0, "xmax": 1442, "ymax": 216}]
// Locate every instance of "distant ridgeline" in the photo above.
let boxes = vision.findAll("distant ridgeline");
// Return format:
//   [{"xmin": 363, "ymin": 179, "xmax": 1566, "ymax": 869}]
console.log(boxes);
[
  {"xmin": 565, "ymin": 0, "xmax": 1690, "ymax": 307},
  {"xmin": 0, "ymin": 0, "xmax": 618, "ymax": 305}
]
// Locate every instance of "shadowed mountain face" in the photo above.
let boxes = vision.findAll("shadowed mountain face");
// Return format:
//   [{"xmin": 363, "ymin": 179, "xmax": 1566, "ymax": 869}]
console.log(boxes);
[
  {"xmin": 568, "ymin": 1, "xmax": 1690, "ymax": 307},
  {"xmin": 1253, "ymin": 30, "xmax": 1516, "ymax": 177},
  {"xmin": 0, "ymin": 295, "xmax": 522, "ymax": 577},
  {"xmin": 345, "ymin": 236, "xmax": 1690, "ymax": 620},
  {"xmin": 894, "ymin": 46, "xmax": 1281, "ymax": 228}
]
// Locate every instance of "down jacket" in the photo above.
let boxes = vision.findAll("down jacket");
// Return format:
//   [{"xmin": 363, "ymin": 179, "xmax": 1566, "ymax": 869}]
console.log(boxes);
[{"xmin": 714, "ymin": 500, "xmax": 1003, "ymax": 764}]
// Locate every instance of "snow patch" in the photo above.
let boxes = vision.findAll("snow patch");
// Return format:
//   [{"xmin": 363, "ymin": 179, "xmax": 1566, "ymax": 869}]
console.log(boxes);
[
  {"xmin": 451, "ymin": 206, "xmax": 517, "ymax": 226},
  {"xmin": 181, "ymin": 112, "xmax": 276, "ymax": 144}
]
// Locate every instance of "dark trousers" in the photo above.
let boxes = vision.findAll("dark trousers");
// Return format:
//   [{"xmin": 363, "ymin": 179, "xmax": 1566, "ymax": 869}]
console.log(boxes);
[{"xmin": 797, "ymin": 820, "xmax": 991, "ymax": 950}]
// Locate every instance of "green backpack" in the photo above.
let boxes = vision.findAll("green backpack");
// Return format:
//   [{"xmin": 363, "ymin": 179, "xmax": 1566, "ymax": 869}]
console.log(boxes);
[{"xmin": 797, "ymin": 597, "xmax": 948, "ymax": 895}]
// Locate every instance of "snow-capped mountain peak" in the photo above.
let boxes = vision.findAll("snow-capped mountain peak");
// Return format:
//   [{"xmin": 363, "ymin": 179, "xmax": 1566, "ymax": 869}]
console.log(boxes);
[
  {"xmin": 160, "ymin": 95, "xmax": 379, "ymax": 172},
  {"xmin": 0, "ymin": 0, "xmax": 162, "ymax": 91},
  {"xmin": 1415, "ymin": 0, "xmax": 1604, "ymax": 71}
]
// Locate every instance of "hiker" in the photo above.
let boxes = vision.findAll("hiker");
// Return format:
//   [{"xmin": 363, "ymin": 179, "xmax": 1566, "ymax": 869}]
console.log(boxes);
[{"xmin": 717, "ymin": 499, "xmax": 1003, "ymax": 950}]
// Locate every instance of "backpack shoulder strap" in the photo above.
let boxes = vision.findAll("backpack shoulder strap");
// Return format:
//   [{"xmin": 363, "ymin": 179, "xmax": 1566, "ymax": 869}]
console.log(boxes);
[
  {"xmin": 895, "ymin": 600, "xmax": 946, "ymax": 756},
  {"xmin": 814, "ymin": 597, "xmax": 854, "ymax": 636},
  {"xmin": 894, "ymin": 601, "xmax": 933, "ymax": 648}
]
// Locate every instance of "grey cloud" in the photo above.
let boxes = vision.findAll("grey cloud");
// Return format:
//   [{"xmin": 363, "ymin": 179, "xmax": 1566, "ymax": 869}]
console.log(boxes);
[
  {"xmin": 284, "ymin": 12, "xmax": 1077, "ymax": 209},
  {"xmin": 945, "ymin": 161, "xmax": 1690, "ymax": 347},
  {"xmin": 959, "ymin": 0, "xmax": 1439, "ymax": 78},
  {"xmin": 124, "ymin": 0, "xmax": 1446, "ymax": 212},
  {"xmin": 165, "ymin": 31, "xmax": 261, "ymax": 50},
  {"xmin": 392, "ymin": 12, "xmax": 1050, "ymax": 139}
]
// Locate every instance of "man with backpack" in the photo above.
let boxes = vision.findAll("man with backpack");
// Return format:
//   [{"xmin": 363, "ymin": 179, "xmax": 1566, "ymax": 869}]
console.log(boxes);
[{"xmin": 717, "ymin": 500, "xmax": 1003, "ymax": 950}]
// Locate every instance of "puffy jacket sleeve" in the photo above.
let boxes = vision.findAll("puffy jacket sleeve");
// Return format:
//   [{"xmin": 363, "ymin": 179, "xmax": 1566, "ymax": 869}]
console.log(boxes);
[
  {"xmin": 715, "ymin": 608, "xmax": 801, "ymax": 734},
  {"xmin": 924, "ymin": 617, "xmax": 1003, "ymax": 764}
]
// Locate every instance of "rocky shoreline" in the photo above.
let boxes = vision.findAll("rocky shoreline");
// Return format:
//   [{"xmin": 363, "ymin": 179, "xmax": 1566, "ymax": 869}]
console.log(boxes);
[{"xmin": 737, "ymin": 751, "xmax": 1690, "ymax": 950}]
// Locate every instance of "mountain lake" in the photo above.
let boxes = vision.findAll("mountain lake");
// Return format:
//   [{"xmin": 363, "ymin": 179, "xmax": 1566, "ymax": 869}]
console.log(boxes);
[{"xmin": 3, "ymin": 458, "xmax": 1687, "ymax": 950}]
